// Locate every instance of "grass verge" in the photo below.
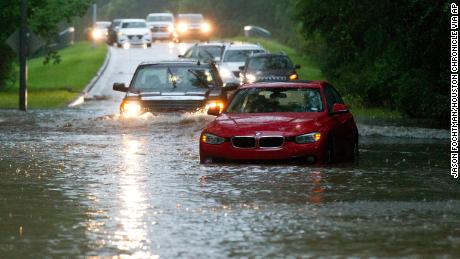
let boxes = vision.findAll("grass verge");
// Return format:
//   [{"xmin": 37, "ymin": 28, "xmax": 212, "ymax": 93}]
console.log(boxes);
[
  {"xmin": 0, "ymin": 42, "xmax": 107, "ymax": 109},
  {"xmin": 229, "ymin": 36, "xmax": 401, "ymax": 119}
]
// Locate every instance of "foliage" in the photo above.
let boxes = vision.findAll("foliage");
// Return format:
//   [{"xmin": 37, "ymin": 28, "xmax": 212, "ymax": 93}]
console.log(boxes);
[
  {"xmin": 296, "ymin": 0, "xmax": 450, "ymax": 123},
  {"xmin": 0, "ymin": 0, "xmax": 93, "ymax": 90}
]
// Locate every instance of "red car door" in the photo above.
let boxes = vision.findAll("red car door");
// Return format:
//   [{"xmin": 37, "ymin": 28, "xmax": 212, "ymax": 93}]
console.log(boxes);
[{"xmin": 323, "ymin": 84, "xmax": 356, "ymax": 160}]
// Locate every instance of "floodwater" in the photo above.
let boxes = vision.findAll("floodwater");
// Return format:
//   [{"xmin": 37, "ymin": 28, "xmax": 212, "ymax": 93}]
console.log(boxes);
[
  {"xmin": 0, "ymin": 102, "xmax": 456, "ymax": 258},
  {"xmin": 0, "ymin": 44, "xmax": 458, "ymax": 258}
]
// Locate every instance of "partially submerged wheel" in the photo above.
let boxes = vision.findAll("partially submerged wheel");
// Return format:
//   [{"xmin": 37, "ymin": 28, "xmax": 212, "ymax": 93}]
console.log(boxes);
[
  {"xmin": 324, "ymin": 138, "xmax": 334, "ymax": 164},
  {"xmin": 352, "ymin": 141, "xmax": 359, "ymax": 163}
]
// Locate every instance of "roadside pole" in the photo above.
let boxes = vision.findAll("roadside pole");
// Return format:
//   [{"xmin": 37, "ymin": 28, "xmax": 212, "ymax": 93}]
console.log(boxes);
[
  {"xmin": 19, "ymin": 0, "xmax": 27, "ymax": 111},
  {"xmin": 92, "ymin": 4, "xmax": 97, "ymax": 49}
]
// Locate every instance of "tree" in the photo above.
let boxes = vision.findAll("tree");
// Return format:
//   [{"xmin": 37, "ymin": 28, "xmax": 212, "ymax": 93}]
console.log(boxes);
[
  {"xmin": 296, "ymin": 0, "xmax": 450, "ymax": 124},
  {"xmin": 0, "ymin": 0, "xmax": 93, "ymax": 90}
]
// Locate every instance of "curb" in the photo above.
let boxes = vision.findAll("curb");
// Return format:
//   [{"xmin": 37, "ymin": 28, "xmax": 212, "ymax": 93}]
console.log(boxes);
[{"xmin": 68, "ymin": 46, "xmax": 112, "ymax": 107}]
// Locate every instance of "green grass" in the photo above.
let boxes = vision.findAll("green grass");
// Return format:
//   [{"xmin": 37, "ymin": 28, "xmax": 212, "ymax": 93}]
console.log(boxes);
[
  {"xmin": 0, "ymin": 42, "xmax": 107, "ymax": 109},
  {"xmin": 229, "ymin": 36, "xmax": 401, "ymax": 119},
  {"xmin": 0, "ymin": 91, "xmax": 78, "ymax": 109}
]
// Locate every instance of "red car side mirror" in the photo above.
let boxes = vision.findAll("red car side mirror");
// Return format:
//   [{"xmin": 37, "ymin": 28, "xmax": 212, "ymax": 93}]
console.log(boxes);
[
  {"xmin": 207, "ymin": 106, "xmax": 221, "ymax": 116},
  {"xmin": 332, "ymin": 103, "xmax": 349, "ymax": 114}
]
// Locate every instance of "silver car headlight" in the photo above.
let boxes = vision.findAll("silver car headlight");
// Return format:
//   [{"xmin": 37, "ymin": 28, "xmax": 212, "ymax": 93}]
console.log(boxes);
[
  {"xmin": 219, "ymin": 68, "xmax": 233, "ymax": 79},
  {"xmin": 246, "ymin": 74, "xmax": 257, "ymax": 83},
  {"xmin": 201, "ymin": 133, "xmax": 225, "ymax": 145},
  {"xmin": 295, "ymin": 132, "xmax": 321, "ymax": 144}
]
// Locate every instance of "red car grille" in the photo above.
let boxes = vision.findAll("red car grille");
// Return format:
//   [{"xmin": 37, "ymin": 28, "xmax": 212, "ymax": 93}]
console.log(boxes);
[
  {"xmin": 259, "ymin": 137, "xmax": 284, "ymax": 148},
  {"xmin": 231, "ymin": 136, "xmax": 284, "ymax": 149},
  {"xmin": 232, "ymin": 137, "xmax": 256, "ymax": 148}
]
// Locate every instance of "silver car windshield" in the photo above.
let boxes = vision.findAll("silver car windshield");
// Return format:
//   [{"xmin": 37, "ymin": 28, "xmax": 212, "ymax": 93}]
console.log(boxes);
[
  {"xmin": 147, "ymin": 16, "xmax": 173, "ymax": 22},
  {"xmin": 223, "ymin": 50, "xmax": 265, "ymax": 63},
  {"xmin": 122, "ymin": 22, "xmax": 147, "ymax": 28},
  {"xmin": 132, "ymin": 66, "xmax": 215, "ymax": 92},
  {"xmin": 227, "ymin": 88, "xmax": 324, "ymax": 113}
]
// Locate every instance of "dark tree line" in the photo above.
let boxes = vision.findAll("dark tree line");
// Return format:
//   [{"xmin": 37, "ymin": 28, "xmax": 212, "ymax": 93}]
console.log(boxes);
[{"xmin": 296, "ymin": 0, "xmax": 450, "ymax": 123}]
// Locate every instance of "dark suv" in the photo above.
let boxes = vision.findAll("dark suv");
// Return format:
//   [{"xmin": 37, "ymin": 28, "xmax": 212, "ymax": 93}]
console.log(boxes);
[
  {"xmin": 113, "ymin": 60, "xmax": 237, "ymax": 115},
  {"xmin": 239, "ymin": 53, "xmax": 300, "ymax": 84}
]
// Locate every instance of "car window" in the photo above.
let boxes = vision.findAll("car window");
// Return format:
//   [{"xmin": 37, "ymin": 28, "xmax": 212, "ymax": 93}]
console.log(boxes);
[
  {"xmin": 324, "ymin": 85, "xmax": 344, "ymax": 111},
  {"xmin": 183, "ymin": 47, "xmax": 195, "ymax": 58},
  {"xmin": 147, "ymin": 16, "xmax": 173, "ymax": 22},
  {"xmin": 122, "ymin": 22, "xmax": 147, "ymax": 28},
  {"xmin": 178, "ymin": 15, "xmax": 203, "ymax": 23},
  {"xmin": 247, "ymin": 56, "xmax": 293, "ymax": 71},
  {"xmin": 227, "ymin": 88, "xmax": 323, "ymax": 113},
  {"xmin": 131, "ymin": 66, "xmax": 216, "ymax": 91},
  {"xmin": 223, "ymin": 50, "xmax": 265, "ymax": 63},
  {"xmin": 199, "ymin": 46, "xmax": 223, "ymax": 59}
]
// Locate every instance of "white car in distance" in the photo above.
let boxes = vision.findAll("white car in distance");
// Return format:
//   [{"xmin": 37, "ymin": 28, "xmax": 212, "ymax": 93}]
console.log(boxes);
[
  {"xmin": 146, "ymin": 13, "xmax": 175, "ymax": 40},
  {"xmin": 116, "ymin": 19, "xmax": 152, "ymax": 48}
]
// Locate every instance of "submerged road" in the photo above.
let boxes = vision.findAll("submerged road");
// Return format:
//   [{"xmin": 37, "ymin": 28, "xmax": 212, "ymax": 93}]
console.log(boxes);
[{"xmin": 0, "ymin": 43, "xmax": 458, "ymax": 258}]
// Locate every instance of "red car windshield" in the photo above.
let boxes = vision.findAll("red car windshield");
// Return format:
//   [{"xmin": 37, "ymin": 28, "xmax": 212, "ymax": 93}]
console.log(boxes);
[{"xmin": 227, "ymin": 88, "xmax": 324, "ymax": 113}]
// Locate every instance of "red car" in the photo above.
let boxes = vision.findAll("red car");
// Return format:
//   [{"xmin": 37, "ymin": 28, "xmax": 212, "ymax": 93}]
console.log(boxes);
[{"xmin": 199, "ymin": 81, "xmax": 359, "ymax": 164}]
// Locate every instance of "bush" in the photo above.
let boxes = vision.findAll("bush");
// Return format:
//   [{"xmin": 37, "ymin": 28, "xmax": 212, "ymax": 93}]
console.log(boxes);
[{"xmin": 296, "ymin": 0, "xmax": 450, "ymax": 125}]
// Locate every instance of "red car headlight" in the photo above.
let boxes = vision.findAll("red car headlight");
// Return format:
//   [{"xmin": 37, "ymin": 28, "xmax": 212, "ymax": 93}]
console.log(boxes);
[
  {"xmin": 295, "ymin": 132, "xmax": 321, "ymax": 144},
  {"xmin": 201, "ymin": 133, "xmax": 225, "ymax": 145}
]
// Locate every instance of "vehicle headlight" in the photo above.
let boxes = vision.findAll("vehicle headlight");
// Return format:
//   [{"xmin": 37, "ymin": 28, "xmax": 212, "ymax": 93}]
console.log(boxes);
[
  {"xmin": 295, "ymin": 132, "xmax": 321, "ymax": 144},
  {"xmin": 117, "ymin": 31, "xmax": 124, "ymax": 37},
  {"xmin": 121, "ymin": 101, "xmax": 142, "ymax": 117},
  {"xmin": 205, "ymin": 101, "xmax": 224, "ymax": 113},
  {"xmin": 92, "ymin": 29, "xmax": 103, "ymax": 40},
  {"xmin": 178, "ymin": 23, "xmax": 188, "ymax": 33},
  {"xmin": 201, "ymin": 22, "xmax": 211, "ymax": 32},
  {"xmin": 289, "ymin": 73, "xmax": 298, "ymax": 80},
  {"xmin": 201, "ymin": 133, "xmax": 225, "ymax": 145},
  {"xmin": 246, "ymin": 74, "xmax": 257, "ymax": 83},
  {"xmin": 168, "ymin": 25, "xmax": 174, "ymax": 32},
  {"xmin": 219, "ymin": 68, "xmax": 233, "ymax": 79},
  {"xmin": 144, "ymin": 32, "xmax": 150, "ymax": 36}
]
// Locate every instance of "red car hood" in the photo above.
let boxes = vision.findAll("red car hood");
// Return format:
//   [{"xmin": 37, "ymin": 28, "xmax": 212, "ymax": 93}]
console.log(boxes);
[{"xmin": 207, "ymin": 113, "xmax": 325, "ymax": 137}]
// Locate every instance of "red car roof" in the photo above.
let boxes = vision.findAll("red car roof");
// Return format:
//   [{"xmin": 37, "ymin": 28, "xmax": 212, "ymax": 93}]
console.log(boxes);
[{"xmin": 239, "ymin": 81, "xmax": 326, "ymax": 89}]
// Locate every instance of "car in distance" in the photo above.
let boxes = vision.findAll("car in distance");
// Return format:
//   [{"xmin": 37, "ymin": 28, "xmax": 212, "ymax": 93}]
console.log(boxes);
[
  {"xmin": 179, "ymin": 42, "xmax": 226, "ymax": 62},
  {"xmin": 88, "ymin": 21, "xmax": 111, "ymax": 42},
  {"xmin": 146, "ymin": 13, "xmax": 175, "ymax": 40},
  {"xmin": 175, "ymin": 14, "xmax": 211, "ymax": 42},
  {"xmin": 218, "ymin": 42, "xmax": 266, "ymax": 84},
  {"xmin": 116, "ymin": 19, "xmax": 152, "ymax": 48},
  {"xmin": 113, "ymin": 60, "xmax": 238, "ymax": 115},
  {"xmin": 107, "ymin": 19, "xmax": 122, "ymax": 45},
  {"xmin": 239, "ymin": 53, "xmax": 301, "ymax": 84},
  {"xmin": 200, "ymin": 81, "xmax": 359, "ymax": 164}
]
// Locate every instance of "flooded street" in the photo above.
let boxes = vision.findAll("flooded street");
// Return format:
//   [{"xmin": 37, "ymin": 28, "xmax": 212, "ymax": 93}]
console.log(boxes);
[{"xmin": 0, "ymin": 44, "xmax": 457, "ymax": 258}]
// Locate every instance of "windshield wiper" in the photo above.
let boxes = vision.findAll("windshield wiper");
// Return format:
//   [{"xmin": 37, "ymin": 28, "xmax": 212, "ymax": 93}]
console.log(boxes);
[
  {"xmin": 188, "ymin": 69, "xmax": 210, "ymax": 89},
  {"xmin": 167, "ymin": 67, "xmax": 177, "ymax": 88}
]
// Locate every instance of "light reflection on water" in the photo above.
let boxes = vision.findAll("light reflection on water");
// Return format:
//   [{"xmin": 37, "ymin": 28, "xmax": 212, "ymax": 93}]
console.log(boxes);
[{"xmin": 111, "ymin": 136, "xmax": 157, "ymax": 258}]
